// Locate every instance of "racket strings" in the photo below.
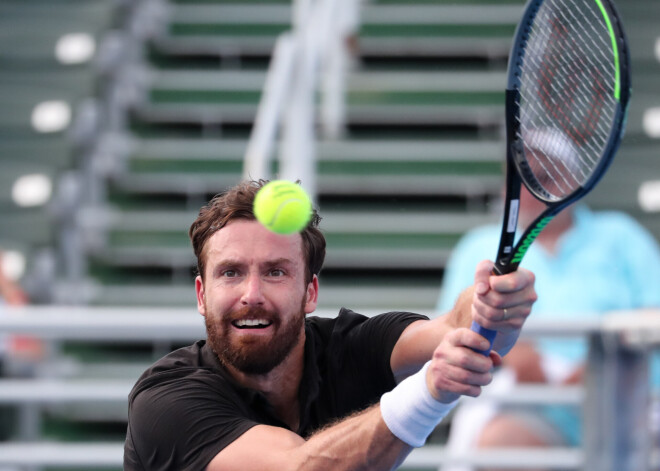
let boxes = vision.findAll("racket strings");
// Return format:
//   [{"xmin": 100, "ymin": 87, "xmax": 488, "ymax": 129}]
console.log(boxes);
[
  {"xmin": 516, "ymin": 0, "xmax": 619, "ymax": 200},
  {"xmin": 528, "ymin": 8, "xmax": 614, "ymax": 146}
]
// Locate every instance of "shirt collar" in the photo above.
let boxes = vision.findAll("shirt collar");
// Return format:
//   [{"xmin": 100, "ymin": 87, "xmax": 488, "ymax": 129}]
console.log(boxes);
[{"xmin": 200, "ymin": 321, "xmax": 323, "ymax": 435}]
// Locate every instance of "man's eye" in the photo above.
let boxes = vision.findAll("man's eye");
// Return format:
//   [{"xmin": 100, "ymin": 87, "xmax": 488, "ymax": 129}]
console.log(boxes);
[
  {"xmin": 222, "ymin": 270, "xmax": 238, "ymax": 278},
  {"xmin": 269, "ymin": 269, "xmax": 285, "ymax": 277}
]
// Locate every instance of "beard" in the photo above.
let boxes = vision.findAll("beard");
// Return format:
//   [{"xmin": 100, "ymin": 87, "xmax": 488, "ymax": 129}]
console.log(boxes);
[{"xmin": 205, "ymin": 300, "xmax": 306, "ymax": 375}]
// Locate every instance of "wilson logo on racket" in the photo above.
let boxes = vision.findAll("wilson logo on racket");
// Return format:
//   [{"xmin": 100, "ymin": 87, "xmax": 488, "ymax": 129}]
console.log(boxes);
[{"xmin": 510, "ymin": 216, "xmax": 554, "ymax": 264}]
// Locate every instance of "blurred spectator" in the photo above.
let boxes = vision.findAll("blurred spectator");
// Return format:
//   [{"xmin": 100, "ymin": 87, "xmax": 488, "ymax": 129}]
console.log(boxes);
[
  {"xmin": 0, "ymin": 250, "xmax": 44, "ymax": 440},
  {"xmin": 436, "ymin": 186, "xmax": 660, "ymax": 470},
  {"xmin": 0, "ymin": 251, "xmax": 29, "ymax": 307},
  {"xmin": 0, "ymin": 251, "xmax": 44, "ymax": 366}
]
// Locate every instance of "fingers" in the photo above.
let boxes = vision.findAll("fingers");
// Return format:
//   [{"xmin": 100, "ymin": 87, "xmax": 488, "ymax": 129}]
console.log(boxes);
[
  {"xmin": 427, "ymin": 328, "xmax": 496, "ymax": 401},
  {"xmin": 473, "ymin": 259, "xmax": 494, "ymax": 295},
  {"xmin": 471, "ymin": 262, "xmax": 537, "ymax": 332},
  {"xmin": 489, "ymin": 350, "xmax": 503, "ymax": 368}
]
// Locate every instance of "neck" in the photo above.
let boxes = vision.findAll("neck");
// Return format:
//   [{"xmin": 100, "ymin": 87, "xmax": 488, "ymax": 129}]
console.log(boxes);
[{"xmin": 224, "ymin": 328, "xmax": 306, "ymax": 431}]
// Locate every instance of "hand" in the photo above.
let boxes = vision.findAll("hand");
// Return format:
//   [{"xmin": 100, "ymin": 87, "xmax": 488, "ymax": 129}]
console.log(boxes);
[
  {"xmin": 425, "ymin": 327, "xmax": 502, "ymax": 404},
  {"xmin": 471, "ymin": 260, "xmax": 537, "ymax": 354}
]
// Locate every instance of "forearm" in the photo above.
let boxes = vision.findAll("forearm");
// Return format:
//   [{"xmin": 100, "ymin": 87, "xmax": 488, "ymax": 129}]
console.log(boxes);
[
  {"xmin": 209, "ymin": 364, "xmax": 456, "ymax": 471},
  {"xmin": 443, "ymin": 286, "xmax": 475, "ymax": 329},
  {"xmin": 210, "ymin": 329, "xmax": 492, "ymax": 471},
  {"xmin": 298, "ymin": 361, "xmax": 455, "ymax": 470},
  {"xmin": 391, "ymin": 288, "xmax": 474, "ymax": 380},
  {"xmin": 391, "ymin": 317, "xmax": 451, "ymax": 381},
  {"xmin": 296, "ymin": 405, "xmax": 411, "ymax": 471},
  {"xmin": 209, "ymin": 405, "xmax": 412, "ymax": 471}
]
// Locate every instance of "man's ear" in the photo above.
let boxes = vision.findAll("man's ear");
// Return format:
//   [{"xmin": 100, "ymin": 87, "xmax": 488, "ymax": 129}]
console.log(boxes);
[
  {"xmin": 304, "ymin": 275, "xmax": 319, "ymax": 314},
  {"xmin": 195, "ymin": 275, "xmax": 206, "ymax": 316}
]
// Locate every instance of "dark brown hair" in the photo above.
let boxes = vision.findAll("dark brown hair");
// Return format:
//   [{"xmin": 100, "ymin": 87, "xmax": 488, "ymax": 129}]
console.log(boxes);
[{"xmin": 189, "ymin": 179, "xmax": 325, "ymax": 284}]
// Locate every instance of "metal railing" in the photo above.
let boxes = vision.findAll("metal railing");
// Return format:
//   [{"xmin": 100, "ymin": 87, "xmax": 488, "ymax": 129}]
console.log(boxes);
[
  {"xmin": 0, "ymin": 306, "xmax": 658, "ymax": 470},
  {"xmin": 243, "ymin": 0, "xmax": 357, "ymax": 200}
]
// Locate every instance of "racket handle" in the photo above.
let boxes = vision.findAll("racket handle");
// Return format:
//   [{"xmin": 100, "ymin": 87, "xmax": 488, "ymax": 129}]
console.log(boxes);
[
  {"xmin": 473, "ymin": 263, "xmax": 513, "ymax": 355},
  {"xmin": 470, "ymin": 321, "xmax": 497, "ymax": 356}
]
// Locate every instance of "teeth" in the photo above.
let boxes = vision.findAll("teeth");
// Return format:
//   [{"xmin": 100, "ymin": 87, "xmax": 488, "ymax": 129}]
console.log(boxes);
[{"xmin": 234, "ymin": 319, "xmax": 271, "ymax": 328}]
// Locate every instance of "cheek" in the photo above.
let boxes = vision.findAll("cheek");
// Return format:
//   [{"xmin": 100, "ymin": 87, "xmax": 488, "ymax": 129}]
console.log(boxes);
[
  {"xmin": 280, "ymin": 283, "xmax": 308, "ymax": 306},
  {"xmin": 202, "ymin": 286, "xmax": 232, "ymax": 315}
]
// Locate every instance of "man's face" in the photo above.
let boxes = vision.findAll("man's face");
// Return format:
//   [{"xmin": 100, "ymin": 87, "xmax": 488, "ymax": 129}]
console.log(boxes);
[{"xmin": 195, "ymin": 220, "xmax": 318, "ymax": 375}]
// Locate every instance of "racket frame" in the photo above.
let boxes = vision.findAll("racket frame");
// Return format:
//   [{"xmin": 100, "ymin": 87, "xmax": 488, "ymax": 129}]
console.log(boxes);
[
  {"xmin": 494, "ymin": 0, "xmax": 631, "ymax": 275},
  {"xmin": 471, "ymin": 0, "xmax": 631, "ymax": 353}
]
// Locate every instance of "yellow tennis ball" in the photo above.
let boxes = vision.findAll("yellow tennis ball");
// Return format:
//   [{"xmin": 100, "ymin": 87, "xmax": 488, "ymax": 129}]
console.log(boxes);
[{"xmin": 253, "ymin": 180, "xmax": 313, "ymax": 234}]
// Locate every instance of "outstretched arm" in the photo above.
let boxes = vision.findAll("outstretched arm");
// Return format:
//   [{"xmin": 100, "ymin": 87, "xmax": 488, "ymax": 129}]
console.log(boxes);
[
  {"xmin": 391, "ymin": 259, "xmax": 537, "ymax": 381},
  {"xmin": 206, "ymin": 259, "xmax": 536, "ymax": 471},
  {"xmin": 207, "ymin": 406, "xmax": 410, "ymax": 471},
  {"xmin": 206, "ymin": 323, "xmax": 498, "ymax": 471}
]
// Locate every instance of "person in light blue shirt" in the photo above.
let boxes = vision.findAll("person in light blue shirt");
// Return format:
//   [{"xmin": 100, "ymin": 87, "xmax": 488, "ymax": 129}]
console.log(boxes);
[
  {"xmin": 439, "ymin": 204, "xmax": 660, "ymax": 367},
  {"xmin": 438, "ymin": 187, "xmax": 660, "ymax": 468}
]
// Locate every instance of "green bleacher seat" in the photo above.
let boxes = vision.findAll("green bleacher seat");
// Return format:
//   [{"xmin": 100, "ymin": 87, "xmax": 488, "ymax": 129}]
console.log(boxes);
[
  {"xmin": 2, "ymin": 0, "xmax": 660, "ymax": 464},
  {"xmin": 88, "ymin": 0, "xmax": 660, "ymax": 312}
]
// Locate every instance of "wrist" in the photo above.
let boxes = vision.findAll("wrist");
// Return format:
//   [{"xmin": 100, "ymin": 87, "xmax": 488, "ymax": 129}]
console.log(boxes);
[
  {"xmin": 447, "ymin": 287, "xmax": 474, "ymax": 329},
  {"xmin": 380, "ymin": 361, "xmax": 458, "ymax": 447}
]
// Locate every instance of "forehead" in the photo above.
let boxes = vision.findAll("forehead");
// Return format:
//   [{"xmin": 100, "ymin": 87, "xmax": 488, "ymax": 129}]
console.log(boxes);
[{"xmin": 203, "ymin": 219, "xmax": 305, "ymax": 267}]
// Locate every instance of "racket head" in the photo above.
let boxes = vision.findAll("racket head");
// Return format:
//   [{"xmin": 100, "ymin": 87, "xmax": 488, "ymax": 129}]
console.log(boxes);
[
  {"xmin": 494, "ymin": 0, "xmax": 631, "ymax": 273},
  {"xmin": 506, "ymin": 0, "xmax": 631, "ymax": 207},
  {"xmin": 474, "ymin": 0, "xmax": 632, "ymax": 351}
]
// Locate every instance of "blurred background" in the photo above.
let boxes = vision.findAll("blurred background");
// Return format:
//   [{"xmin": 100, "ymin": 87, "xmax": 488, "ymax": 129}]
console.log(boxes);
[{"xmin": 0, "ymin": 0, "xmax": 658, "ymax": 469}]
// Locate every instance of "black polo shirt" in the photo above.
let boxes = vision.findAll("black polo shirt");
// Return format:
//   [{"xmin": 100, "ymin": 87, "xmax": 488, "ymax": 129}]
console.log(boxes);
[{"xmin": 123, "ymin": 308, "xmax": 427, "ymax": 470}]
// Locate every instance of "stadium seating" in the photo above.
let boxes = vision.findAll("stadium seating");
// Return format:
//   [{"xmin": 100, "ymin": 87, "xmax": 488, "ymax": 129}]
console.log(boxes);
[
  {"xmin": 79, "ymin": 0, "xmax": 521, "ymax": 314},
  {"xmin": 1, "ymin": 0, "xmax": 659, "ymax": 467}
]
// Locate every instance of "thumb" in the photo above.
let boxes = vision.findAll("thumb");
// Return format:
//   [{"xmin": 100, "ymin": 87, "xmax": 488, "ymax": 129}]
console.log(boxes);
[
  {"xmin": 474, "ymin": 259, "xmax": 494, "ymax": 295},
  {"xmin": 489, "ymin": 350, "xmax": 503, "ymax": 368}
]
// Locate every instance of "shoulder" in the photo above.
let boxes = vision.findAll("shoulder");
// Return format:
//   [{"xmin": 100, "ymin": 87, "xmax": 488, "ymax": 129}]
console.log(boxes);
[
  {"xmin": 589, "ymin": 209, "xmax": 644, "ymax": 231},
  {"xmin": 306, "ymin": 309, "xmax": 427, "ymax": 339},
  {"xmin": 126, "ymin": 341, "xmax": 257, "ymax": 470},
  {"xmin": 308, "ymin": 309, "xmax": 427, "ymax": 365},
  {"xmin": 586, "ymin": 209, "xmax": 657, "ymax": 243},
  {"xmin": 304, "ymin": 310, "xmax": 428, "ymax": 413},
  {"xmin": 128, "ymin": 342, "xmax": 234, "ymax": 420},
  {"xmin": 128, "ymin": 341, "xmax": 248, "ymax": 429},
  {"xmin": 129, "ymin": 341, "xmax": 210, "ymax": 394}
]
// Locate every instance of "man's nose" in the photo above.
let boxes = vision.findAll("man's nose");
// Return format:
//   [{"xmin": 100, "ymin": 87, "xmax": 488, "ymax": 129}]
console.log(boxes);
[{"xmin": 240, "ymin": 273, "xmax": 266, "ymax": 306}]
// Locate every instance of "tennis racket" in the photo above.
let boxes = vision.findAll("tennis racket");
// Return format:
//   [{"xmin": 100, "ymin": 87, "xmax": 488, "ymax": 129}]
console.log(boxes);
[{"xmin": 471, "ymin": 0, "xmax": 631, "ymax": 355}]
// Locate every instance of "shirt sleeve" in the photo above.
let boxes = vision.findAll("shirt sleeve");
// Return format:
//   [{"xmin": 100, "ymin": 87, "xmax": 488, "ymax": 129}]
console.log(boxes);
[
  {"xmin": 328, "ymin": 310, "xmax": 428, "ymax": 407},
  {"xmin": 124, "ymin": 370, "xmax": 258, "ymax": 471}
]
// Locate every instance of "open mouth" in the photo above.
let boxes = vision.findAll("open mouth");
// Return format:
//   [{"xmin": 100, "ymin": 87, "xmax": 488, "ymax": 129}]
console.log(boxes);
[{"xmin": 232, "ymin": 319, "xmax": 273, "ymax": 330}]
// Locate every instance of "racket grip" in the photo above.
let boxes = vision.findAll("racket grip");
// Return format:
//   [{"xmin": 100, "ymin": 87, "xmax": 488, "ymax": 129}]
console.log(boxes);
[{"xmin": 470, "ymin": 321, "xmax": 497, "ymax": 356}]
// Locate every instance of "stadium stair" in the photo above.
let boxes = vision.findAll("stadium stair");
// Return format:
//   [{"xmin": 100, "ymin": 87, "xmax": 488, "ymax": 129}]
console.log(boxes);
[
  {"xmin": 0, "ymin": 0, "xmax": 116, "ymax": 281},
  {"xmin": 78, "ymin": 0, "xmax": 525, "ymax": 314},
  {"xmin": 77, "ymin": 0, "xmax": 660, "ymax": 311},
  {"xmin": 2, "ymin": 0, "xmax": 660, "ymax": 463}
]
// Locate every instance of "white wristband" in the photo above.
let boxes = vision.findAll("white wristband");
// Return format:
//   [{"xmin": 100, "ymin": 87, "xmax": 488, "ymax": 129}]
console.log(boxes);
[{"xmin": 380, "ymin": 361, "xmax": 458, "ymax": 447}]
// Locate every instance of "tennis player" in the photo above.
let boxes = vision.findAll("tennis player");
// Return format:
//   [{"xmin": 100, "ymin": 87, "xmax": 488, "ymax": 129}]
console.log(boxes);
[{"xmin": 123, "ymin": 179, "xmax": 537, "ymax": 471}]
